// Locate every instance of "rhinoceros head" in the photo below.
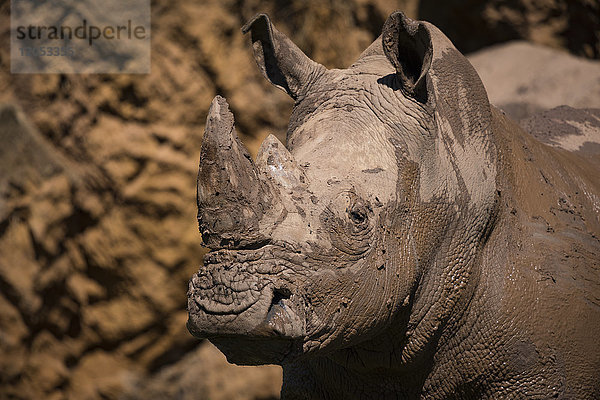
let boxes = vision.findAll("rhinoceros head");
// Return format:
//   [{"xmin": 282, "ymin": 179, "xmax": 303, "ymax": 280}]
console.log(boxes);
[{"xmin": 187, "ymin": 11, "xmax": 499, "ymax": 366}]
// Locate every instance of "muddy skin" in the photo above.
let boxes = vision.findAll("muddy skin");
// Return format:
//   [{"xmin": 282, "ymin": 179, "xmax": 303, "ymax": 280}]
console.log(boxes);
[{"xmin": 187, "ymin": 11, "xmax": 600, "ymax": 399}]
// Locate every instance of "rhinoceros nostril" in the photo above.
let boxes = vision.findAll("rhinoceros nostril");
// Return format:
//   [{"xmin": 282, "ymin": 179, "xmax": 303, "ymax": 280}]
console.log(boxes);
[
  {"xmin": 271, "ymin": 287, "xmax": 292, "ymax": 308},
  {"xmin": 263, "ymin": 286, "xmax": 303, "ymax": 338}
]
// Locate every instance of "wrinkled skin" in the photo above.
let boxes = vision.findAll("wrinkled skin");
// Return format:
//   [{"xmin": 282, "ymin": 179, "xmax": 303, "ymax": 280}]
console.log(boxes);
[{"xmin": 187, "ymin": 11, "xmax": 600, "ymax": 399}]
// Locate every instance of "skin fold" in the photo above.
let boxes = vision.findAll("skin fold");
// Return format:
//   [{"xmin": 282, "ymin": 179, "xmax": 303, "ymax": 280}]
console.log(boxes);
[{"xmin": 186, "ymin": 11, "xmax": 600, "ymax": 399}]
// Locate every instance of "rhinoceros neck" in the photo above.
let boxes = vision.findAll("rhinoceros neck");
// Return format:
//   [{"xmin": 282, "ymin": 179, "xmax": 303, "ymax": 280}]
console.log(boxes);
[
  {"xmin": 279, "ymin": 256, "xmax": 507, "ymax": 399},
  {"xmin": 279, "ymin": 223, "xmax": 498, "ymax": 399},
  {"xmin": 281, "ymin": 317, "xmax": 485, "ymax": 399}
]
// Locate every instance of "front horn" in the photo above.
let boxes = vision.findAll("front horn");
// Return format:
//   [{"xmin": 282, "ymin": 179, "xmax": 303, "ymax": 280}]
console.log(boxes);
[{"xmin": 197, "ymin": 96, "xmax": 278, "ymax": 249}]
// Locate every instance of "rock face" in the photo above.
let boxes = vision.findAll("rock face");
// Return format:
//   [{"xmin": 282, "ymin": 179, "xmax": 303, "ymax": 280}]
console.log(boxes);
[
  {"xmin": 419, "ymin": 0, "xmax": 600, "ymax": 58},
  {"xmin": 0, "ymin": 1, "xmax": 598, "ymax": 399}
]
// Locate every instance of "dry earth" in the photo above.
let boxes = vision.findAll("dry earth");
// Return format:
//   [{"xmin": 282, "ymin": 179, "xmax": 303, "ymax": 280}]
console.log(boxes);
[{"xmin": 0, "ymin": 1, "xmax": 598, "ymax": 399}]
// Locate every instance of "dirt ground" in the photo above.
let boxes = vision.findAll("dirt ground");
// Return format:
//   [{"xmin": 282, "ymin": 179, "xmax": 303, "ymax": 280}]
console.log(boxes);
[{"xmin": 0, "ymin": 1, "xmax": 598, "ymax": 399}]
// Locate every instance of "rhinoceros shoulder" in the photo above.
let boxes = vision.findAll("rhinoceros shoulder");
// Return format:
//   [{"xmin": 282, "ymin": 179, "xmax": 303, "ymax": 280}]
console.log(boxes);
[{"xmin": 491, "ymin": 105, "xmax": 600, "ymax": 244}]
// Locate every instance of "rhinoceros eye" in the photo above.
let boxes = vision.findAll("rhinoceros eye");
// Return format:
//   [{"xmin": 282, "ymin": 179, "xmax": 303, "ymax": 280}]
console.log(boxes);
[
  {"xmin": 321, "ymin": 192, "xmax": 373, "ymax": 256},
  {"xmin": 346, "ymin": 197, "xmax": 372, "ymax": 226},
  {"xmin": 348, "ymin": 206, "xmax": 367, "ymax": 224}
]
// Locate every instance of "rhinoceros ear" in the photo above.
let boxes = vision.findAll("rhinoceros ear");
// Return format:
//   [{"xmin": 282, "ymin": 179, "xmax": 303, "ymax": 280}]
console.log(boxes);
[
  {"xmin": 382, "ymin": 11, "xmax": 491, "ymax": 128},
  {"xmin": 242, "ymin": 14, "xmax": 326, "ymax": 101},
  {"xmin": 381, "ymin": 12, "xmax": 432, "ymax": 102}
]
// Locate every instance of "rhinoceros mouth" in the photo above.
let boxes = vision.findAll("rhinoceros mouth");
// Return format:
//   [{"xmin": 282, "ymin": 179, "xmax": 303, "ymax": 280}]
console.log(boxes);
[
  {"xmin": 187, "ymin": 248, "xmax": 306, "ymax": 364},
  {"xmin": 187, "ymin": 247, "xmax": 305, "ymax": 344}
]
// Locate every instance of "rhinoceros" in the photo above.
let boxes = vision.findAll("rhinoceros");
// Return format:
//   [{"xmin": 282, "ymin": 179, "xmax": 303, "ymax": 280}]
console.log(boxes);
[{"xmin": 187, "ymin": 11, "xmax": 600, "ymax": 399}]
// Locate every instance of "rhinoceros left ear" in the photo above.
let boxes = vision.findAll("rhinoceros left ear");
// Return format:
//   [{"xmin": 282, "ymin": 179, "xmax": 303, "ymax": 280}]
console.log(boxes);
[
  {"xmin": 382, "ymin": 12, "xmax": 432, "ymax": 102},
  {"xmin": 243, "ymin": 14, "xmax": 326, "ymax": 101},
  {"xmin": 382, "ymin": 11, "xmax": 491, "ymax": 121}
]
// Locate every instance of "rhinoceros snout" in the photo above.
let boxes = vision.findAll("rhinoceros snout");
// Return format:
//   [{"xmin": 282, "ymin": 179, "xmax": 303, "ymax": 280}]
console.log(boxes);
[
  {"xmin": 189, "ymin": 264, "xmax": 265, "ymax": 316},
  {"xmin": 187, "ymin": 247, "xmax": 305, "ymax": 344}
]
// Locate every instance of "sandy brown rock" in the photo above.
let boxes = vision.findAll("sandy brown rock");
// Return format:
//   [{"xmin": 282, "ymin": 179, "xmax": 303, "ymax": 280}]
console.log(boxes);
[{"xmin": 123, "ymin": 341, "xmax": 282, "ymax": 400}]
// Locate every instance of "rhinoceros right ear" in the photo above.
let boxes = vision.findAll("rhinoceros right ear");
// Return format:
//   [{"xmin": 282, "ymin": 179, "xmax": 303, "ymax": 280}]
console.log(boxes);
[{"xmin": 242, "ymin": 14, "xmax": 326, "ymax": 101}]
